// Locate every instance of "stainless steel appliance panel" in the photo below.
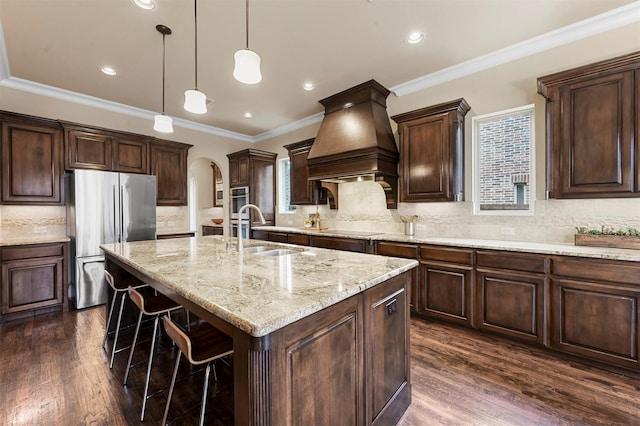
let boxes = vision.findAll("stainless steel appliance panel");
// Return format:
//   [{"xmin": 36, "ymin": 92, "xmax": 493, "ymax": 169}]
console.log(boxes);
[
  {"xmin": 120, "ymin": 173, "xmax": 157, "ymax": 242},
  {"xmin": 74, "ymin": 255, "xmax": 107, "ymax": 309},
  {"xmin": 230, "ymin": 186, "xmax": 250, "ymax": 220}
]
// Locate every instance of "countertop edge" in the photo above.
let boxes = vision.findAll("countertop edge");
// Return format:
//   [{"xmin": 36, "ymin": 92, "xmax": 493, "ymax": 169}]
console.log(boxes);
[{"xmin": 0, "ymin": 235, "xmax": 70, "ymax": 246}]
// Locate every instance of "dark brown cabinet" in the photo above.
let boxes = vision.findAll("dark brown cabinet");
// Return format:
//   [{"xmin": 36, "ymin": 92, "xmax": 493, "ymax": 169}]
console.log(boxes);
[
  {"xmin": 475, "ymin": 251, "xmax": 547, "ymax": 345},
  {"xmin": 392, "ymin": 98, "xmax": 470, "ymax": 202},
  {"xmin": 284, "ymin": 138, "xmax": 326, "ymax": 206},
  {"xmin": 538, "ymin": 51, "xmax": 640, "ymax": 199},
  {"xmin": 1, "ymin": 242, "xmax": 68, "ymax": 323},
  {"xmin": 157, "ymin": 232, "xmax": 195, "ymax": 239},
  {"xmin": 310, "ymin": 235, "xmax": 370, "ymax": 253},
  {"xmin": 202, "ymin": 225, "xmax": 223, "ymax": 236},
  {"xmin": 227, "ymin": 149, "xmax": 277, "ymax": 225},
  {"xmin": 62, "ymin": 124, "xmax": 150, "ymax": 174},
  {"xmin": 212, "ymin": 162, "xmax": 223, "ymax": 207},
  {"xmin": 375, "ymin": 241, "xmax": 419, "ymax": 313},
  {"xmin": 151, "ymin": 139, "xmax": 191, "ymax": 206},
  {"xmin": 1, "ymin": 112, "xmax": 63, "ymax": 205},
  {"xmin": 549, "ymin": 256, "xmax": 640, "ymax": 371},
  {"xmin": 419, "ymin": 245, "xmax": 474, "ymax": 326}
]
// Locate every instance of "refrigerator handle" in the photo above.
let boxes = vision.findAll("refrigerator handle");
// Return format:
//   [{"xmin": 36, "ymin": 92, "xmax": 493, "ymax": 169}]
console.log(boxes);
[
  {"xmin": 120, "ymin": 186, "xmax": 124, "ymax": 242},
  {"xmin": 113, "ymin": 185, "xmax": 119, "ymax": 242}
]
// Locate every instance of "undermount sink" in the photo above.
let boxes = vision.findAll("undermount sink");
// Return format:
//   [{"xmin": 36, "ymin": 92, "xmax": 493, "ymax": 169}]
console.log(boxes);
[
  {"xmin": 254, "ymin": 249, "xmax": 300, "ymax": 257},
  {"xmin": 243, "ymin": 246, "xmax": 272, "ymax": 254}
]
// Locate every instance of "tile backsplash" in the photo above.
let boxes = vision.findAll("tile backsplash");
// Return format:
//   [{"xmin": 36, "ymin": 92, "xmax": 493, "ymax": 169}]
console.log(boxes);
[
  {"xmin": 276, "ymin": 181, "xmax": 640, "ymax": 244},
  {"xmin": 0, "ymin": 206, "xmax": 66, "ymax": 237}
]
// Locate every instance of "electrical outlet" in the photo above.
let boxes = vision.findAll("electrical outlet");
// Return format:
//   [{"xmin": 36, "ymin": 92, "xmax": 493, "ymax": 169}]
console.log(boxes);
[
  {"xmin": 416, "ymin": 224, "xmax": 426, "ymax": 231},
  {"xmin": 501, "ymin": 227, "xmax": 515, "ymax": 235},
  {"xmin": 33, "ymin": 226, "xmax": 46, "ymax": 234}
]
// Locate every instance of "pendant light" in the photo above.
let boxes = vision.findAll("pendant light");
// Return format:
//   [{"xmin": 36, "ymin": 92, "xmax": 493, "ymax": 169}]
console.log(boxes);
[
  {"xmin": 233, "ymin": 0, "xmax": 262, "ymax": 84},
  {"xmin": 153, "ymin": 24, "xmax": 174, "ymax": 133},
  {"xmin": 184, "ymin": 0, "xmax": 207, "ymax": 114}
]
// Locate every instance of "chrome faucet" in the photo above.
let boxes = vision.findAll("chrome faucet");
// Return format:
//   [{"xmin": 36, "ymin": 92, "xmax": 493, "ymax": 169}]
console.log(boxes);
[{"xmin": 237, "ymin": 204, "xmax": 266, "ymax": 252}]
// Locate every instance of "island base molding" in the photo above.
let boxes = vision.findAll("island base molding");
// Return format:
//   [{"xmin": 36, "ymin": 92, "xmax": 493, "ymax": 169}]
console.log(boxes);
[{"xmin": 106, "ymin": 255, "xmax": 413, "ymax": 425}]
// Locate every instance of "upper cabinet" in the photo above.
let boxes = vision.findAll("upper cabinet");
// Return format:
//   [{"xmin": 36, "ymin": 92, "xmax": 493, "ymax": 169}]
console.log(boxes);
[
  {"xmin": 227, "ymin": 149, "xmax": 277, "ymax": 225},
  {"xmin": 62, "ymin": 123, "xmax": 150, "ymax": 174},
  {"xmin": 538, "ymin": 51, "xmax": 640, "ymax": 199},
  {"xmin": 1, "ymin": 112, "xmax": 63, "ymax": 205},
  {"xmin": 151, "ymin": 139, "xmax": 192, "ymax": 206},
  {"xmin": 284, "ymin": 138, "xmax": 327, "ymax": 206},
  {"xmin": 392, "ymin": 98, "xmax": 470, "ymax": 202}
]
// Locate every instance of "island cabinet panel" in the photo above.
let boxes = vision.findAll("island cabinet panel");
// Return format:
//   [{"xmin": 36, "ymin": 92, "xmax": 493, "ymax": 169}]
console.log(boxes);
[
  {"xmin": 0, "ymin": 242, "xmax": 67, "ymax": 323},
  {"xmin": 537, "ymin": 51, "xmax": 640, "ymax": 199},
  {"xmin": 418, "ymin": 245, "xmax": 473, "ymax": 326},
  {"xmin": 375, "ymin": 241, "xmax": 419, "ymax": 313},
  {"xmin": 364, "ymin": 272, "xmax": 411, "ymax": 426},
  {"xmin": 1, "ymin": 113, "xmax": 63, "ymax": 205},
  {"xmin": 151, "ymin": 139, "xmax": 191, "ymax": 206},
  {"xmin": 268, "ymin": 290, "xmax": 364, "ymax": 426},
  {"xmin": 549, "ymin": 256, "xmax": 640, "ymax": 371}
]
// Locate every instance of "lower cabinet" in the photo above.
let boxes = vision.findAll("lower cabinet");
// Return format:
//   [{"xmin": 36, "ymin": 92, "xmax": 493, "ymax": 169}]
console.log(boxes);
[
  {"xmin": 419, "ymin": 246, "xmax": 473, "ymax": 327},
  {"xmin": 549, "ymin": 256, "xmax": 640, "ymax": 371},
  {"xmin": 201, "ymin": 225, "xmax": 223, "ymax": 236},
  {"xmin": 474, "ymin": 250, "xmax": 547, "ymax": 345},
  {"xmin": 1, "ymin": 242, "xmax": 67, "ymax": 322},
  {"xmin": 157, "ymin": 232, "xmax": 195, "ymax": 239}
]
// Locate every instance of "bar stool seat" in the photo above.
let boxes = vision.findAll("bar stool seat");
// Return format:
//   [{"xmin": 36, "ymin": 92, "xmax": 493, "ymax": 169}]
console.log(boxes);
[
  {"xmin": 123, "ymin": 286, "xmax": 183, "ymax": 421},
  {"xmin": 102, "ymin": 271, "xmax": 148, "ymax": 369},
  {"xmin": 162, "ymin": 316, "xmax": 234, "ymax": 426}
]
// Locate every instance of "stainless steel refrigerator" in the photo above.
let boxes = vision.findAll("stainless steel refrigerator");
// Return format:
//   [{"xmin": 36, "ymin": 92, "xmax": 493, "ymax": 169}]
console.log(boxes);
[{"xmin": 66, "ymin": 170, "xmax": 157, "ymax": 309}]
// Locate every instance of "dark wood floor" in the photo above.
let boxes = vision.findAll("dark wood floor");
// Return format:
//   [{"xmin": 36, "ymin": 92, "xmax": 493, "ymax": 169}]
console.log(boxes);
[{"xmin": 1, "ymin": 307, "xmax": 639, "ymax": 425}]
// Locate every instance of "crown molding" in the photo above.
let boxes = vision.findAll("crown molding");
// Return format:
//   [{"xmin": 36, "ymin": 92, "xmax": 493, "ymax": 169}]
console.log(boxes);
[
  {"xmin": 252, "ymin": 112, "xmax": 324, "ymax": 143},
  {"xmin": 391, "ymin": 0, "xmax": 640, "ymax": 97}
]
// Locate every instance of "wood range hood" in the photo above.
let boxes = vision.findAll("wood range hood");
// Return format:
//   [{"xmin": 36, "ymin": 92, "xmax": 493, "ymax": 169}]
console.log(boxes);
[{"xmin": 307, "ymin": 80, "xmax": 399, "ymax": 209}]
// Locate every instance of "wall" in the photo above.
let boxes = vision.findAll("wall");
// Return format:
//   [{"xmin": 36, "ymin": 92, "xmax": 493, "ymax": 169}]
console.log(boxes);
[{"xmin": 256, "ymin": 22, "xmax": 640, "ymax": 244}]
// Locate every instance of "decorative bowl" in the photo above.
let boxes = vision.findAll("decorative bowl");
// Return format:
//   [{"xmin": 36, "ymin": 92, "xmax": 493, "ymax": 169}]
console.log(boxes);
[{"xmin": 212, "ymin": 218, "xmax": 224, "ymax": 225}]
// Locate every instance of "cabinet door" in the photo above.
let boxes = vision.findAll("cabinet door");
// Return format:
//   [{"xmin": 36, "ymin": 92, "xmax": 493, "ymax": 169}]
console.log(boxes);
[
  {"xmin": 1, "ymin": 256, "xmax": 64, "ymax": 315},
  {"xmin": 286, "ymin": 140, "xmax": 327, "ymax": 206},
  {"xmin": 555, "ymin": 71, "xmax": 634, "ymax": 197},
  {"xmin": 311, "ymin": 236, "xmax": 369, "ymax": 253},
  {"xmin": 550, "ymin": 278, "xmax": 640, "ymax": 371},
  {"xmin": 475, "ymin": 269, "xmax": 546, "ymax": 345},
  {"xmin": 419, "ymin": 261, "xmax": 473, "ymax": 326},
  {"xmin": 65, "ymin": 128, "xmax": 112, "ymax": 171},
  {"xmin": 112, "ymin": 136, "xmax": 149, "ymax": 174},
  {"xmin": 151, "ymin": 142, "xmax": 188, "ymax": 205},
  {"xmin": 376, "ymin": 241, "xmax": 419, "ymax": 313},
  {"xmin": 1, "ymin": 118, "xmax": 63, "ymax": 204},
  {"xmin": 249, "ymin": 155, "xmax": 276, "ymax": 225}
]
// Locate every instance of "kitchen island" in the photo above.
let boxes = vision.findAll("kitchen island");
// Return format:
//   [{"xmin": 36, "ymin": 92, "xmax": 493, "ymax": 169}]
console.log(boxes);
[{"xmin": 101, "ymin": 236, "xmax": 418, "ymax": 426}]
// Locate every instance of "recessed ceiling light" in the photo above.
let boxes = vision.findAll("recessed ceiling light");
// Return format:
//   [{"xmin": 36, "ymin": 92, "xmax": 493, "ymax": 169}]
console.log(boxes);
[
  {"xmin": 303, "ymin": 82, "xmax": 315, "ymax": 91},
  {"xmin": 243, "ymin": 112, "xmax": 253, "ymax": 118},
  {"xmin": 100, "ymin": 66, "xmax": 117, "ymax": 76},
  {"xmin": 131, "ymin": 0, "xmax": 156, "ymax": 10},
  {"xmin": 406, "ymin": 32, "xmax": 424, "ymax": 44}
]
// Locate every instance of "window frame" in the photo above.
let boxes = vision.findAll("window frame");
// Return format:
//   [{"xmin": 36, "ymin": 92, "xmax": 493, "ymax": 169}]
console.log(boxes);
[
  {"xmin": 472, "ymin": 104, "xmax": 535, "ymax": 216},
  {"xmin": 278, "ymin": 157, "xmax": 296, "ymax": 214}
]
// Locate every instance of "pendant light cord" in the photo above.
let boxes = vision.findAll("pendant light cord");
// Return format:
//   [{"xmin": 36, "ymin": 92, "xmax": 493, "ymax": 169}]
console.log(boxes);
[
  {"xmin": 245, "ymin": 0, "xmax": 249, "ymax": 49},
  {"xmin": 162, "ymin": 31, "xmax": 166, "ymax": 114},
  {"xmin": 194, "ymin": 0, "xmax": 199, "ymax": 89}
]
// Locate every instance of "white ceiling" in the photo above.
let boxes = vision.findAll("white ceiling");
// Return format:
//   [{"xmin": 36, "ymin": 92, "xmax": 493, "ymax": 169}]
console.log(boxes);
[{"xmin": 0, "ymin": 0, "xmax": 638, "ymax": 142}]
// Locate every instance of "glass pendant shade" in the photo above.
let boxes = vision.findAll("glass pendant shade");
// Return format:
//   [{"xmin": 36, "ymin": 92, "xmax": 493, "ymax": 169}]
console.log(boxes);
[
  {"xmin": 233, "ymin": 49, "xmax": 262, "ymax": 84},
  {"xmin": 184, "ymin": 89, "xmax": 207, "ymax": 114},
  {"xmin": 153, "ymin": 113, "xmax": 174, "ymax": 133}
]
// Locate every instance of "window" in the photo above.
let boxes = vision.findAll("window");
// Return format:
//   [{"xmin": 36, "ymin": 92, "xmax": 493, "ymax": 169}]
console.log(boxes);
[
  {"xmin": 278, "ymin": 157, "xmax": 295, "ymax": 214},
  {"xmin": 188, "ymin": 175, "xmax": 197, "ymax": 231},
  {"xmin": 472, "ymin": 104, "xmax": 535, "ymax": 215}
]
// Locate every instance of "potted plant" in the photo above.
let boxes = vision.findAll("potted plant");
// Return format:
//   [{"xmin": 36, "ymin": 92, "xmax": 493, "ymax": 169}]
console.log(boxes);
[{"xmin": 575, "ymin": 226, "xmax": 640, "ymax": 249}]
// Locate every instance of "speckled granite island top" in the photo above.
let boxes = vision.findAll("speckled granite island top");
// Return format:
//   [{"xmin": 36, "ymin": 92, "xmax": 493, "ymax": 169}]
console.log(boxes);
[{"xmin": 101, "ymin": 236, "xmax": 417, "ymax": 337}]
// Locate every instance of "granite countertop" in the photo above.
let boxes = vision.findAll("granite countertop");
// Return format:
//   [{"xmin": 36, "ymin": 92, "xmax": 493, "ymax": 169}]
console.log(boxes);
[
  {"xmin": 253, "ymin": 226, "xmax": 640, "ymax": 262},
  {"xmin": 100, "ymin": 236, "xmax": 418, "ymax": 338},
  {"xmin": 0, "ymin": 234, "xmax": 70, "ymax": 247}
]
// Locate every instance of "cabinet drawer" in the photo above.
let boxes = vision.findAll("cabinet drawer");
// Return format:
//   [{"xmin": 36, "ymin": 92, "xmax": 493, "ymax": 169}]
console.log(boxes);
[
  {"xmin": 550, "ymin": 257, "xmax": 640, "ymax": 285},
  {"xmin": 2, "ymin": 243, "xmax": 65, "ymax": 261},
  {"xmin": 288, "ymin": 234, "xmax": 310, "ymax": 246},
  {"xmin": 251, "ymin": 230, "xmax": 269, "ymax": 241},
  {"xmin": 268, "ymin": 232, "xmax": 289, "ymax": 243},
  {"xmin": 476, "ymin": 251, "xmax": 546, "ymax": 274},
  {"xmin": 419, "ymin": 245, "xmax": 473, "ymax": 265},
  {"xmin": 376, "ymin": 242, "xmax": 418, "ymax": 259},
  {"xmin": 311, "ymin": 236, "xmax": 368, "ymax": 253}
]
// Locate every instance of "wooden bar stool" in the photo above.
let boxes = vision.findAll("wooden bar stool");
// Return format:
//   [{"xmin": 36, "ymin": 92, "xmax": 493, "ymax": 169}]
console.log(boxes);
[
  {"xmin": 102, "ymin": 271, "xmax": 147, "ymax": 369},
  {"xmin": 161, "ymin": 315, "xmax": 234, "ymax": 426},
  {"xmin": 123, "ymin": 286, "xmax": 183, "ymax": 421}
]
